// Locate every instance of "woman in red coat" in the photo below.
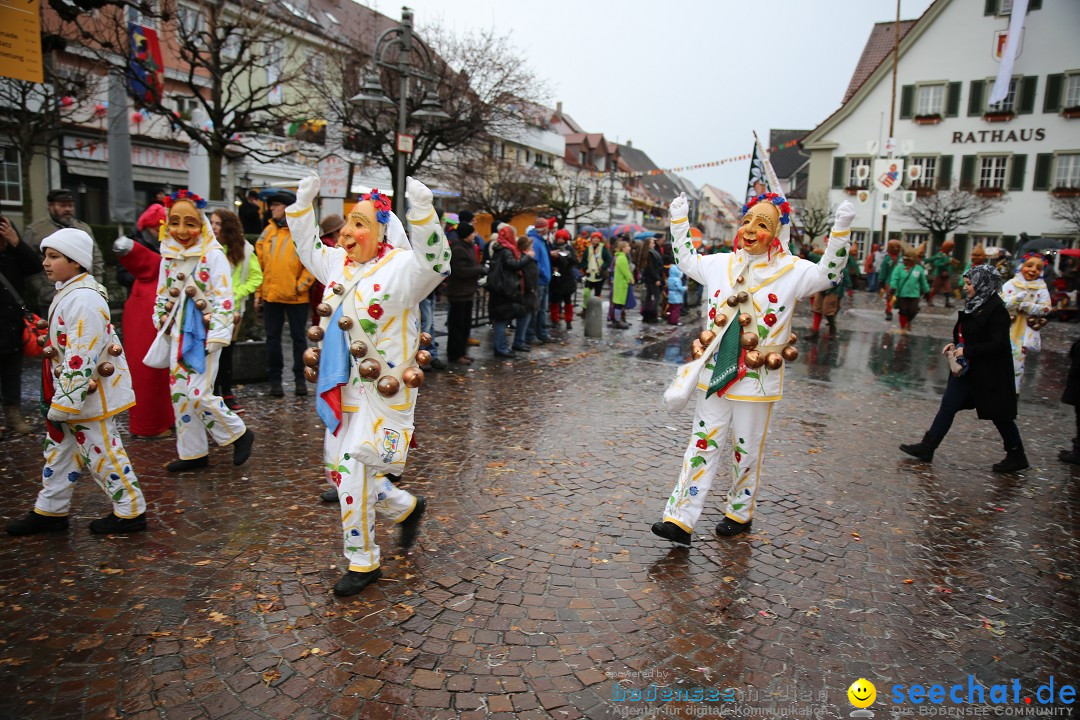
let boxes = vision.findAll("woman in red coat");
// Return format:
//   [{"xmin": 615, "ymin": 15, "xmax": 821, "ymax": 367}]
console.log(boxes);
[{"xmin": 114, "ymin": 234, "xmax": 173, "ymax": 437}]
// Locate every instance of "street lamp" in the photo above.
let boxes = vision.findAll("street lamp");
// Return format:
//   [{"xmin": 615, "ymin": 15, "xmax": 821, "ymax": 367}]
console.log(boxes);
[{"xmin": 349, "ymin": 7, "xmax": 450, "ymax": 217}]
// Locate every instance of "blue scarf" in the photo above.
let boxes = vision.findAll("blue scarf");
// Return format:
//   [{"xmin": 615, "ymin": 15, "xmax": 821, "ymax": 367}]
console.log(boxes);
[
  {"xmin": 181, "ymin": 297, "xmax": 207, "ymax": 373},
  {"xmin": 316, "ymin": 304, "xmax": 350, "ymax": 435}
]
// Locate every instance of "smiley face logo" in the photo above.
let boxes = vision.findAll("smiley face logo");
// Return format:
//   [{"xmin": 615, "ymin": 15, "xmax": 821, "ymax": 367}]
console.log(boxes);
[{"xmin": 848, "ymin": 678, "xmax": 876, "ymax": 709}]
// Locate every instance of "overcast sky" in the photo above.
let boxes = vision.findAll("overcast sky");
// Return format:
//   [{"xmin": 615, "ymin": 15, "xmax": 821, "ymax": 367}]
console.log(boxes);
[{"xmin": 362, "ymin": 0, "xmax": 936, "ymax": 198}]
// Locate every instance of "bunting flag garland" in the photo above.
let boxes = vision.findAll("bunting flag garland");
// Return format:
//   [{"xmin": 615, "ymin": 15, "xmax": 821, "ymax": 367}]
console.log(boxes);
[{"xmin": 582, "ymin": 137, "xmax": 804, "ymax": 180}]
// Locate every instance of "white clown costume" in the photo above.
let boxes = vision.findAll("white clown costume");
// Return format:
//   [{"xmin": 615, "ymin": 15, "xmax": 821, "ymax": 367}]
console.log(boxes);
[
  {"xmin": 39, "ymin": 271, "xmax": 146, "ymax": 520},
  {"xmin": 285, "ymin": 176, "xmax": 450, "ymax": 576},
  {"xmin": 1000, "ymin": 268, "xmax": 1051, "ymax": 394},
  {"xmin": 660, "ymin": 193, "xmax": 855, "ymax": 538},
  {"xmin": 152, "ymin": 193, "xmax": 248, "ymax": 462}
]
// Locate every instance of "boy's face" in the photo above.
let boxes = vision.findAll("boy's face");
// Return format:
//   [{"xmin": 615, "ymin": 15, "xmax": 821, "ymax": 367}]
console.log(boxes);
[{"xmin": 42, "ymin": 247, "xmax": 81, "ymax": 283}]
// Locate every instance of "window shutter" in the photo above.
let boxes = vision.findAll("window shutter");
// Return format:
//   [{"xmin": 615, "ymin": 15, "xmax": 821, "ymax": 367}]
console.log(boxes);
[
  {"xmin": 968, "ymin": 80, "xmax": 985, "ymax": 116},
  {"xmin": 900, "ymin": 85, "xmax": 914, "ymax": 119},
  {"xmin": 1001, "ymin": 235, "xmax": 1017, "ymax": 252},
  {"xmin": 1032, "ymin": 153, "xmax": 1053, "ymax": 191},
  {"xmin": 960, "ymin": 155, "xmax": 977, "ymax": 190},
  {"xmin": 1008, "ymin": 154, "xmax": 1027, "ymax": 191},
  {"xmin": 984, "ymin": 0, "xmax": 998, "ymax": 14},
  {"xmin": 1018, "ymin": 76, "xmax": 1037, "ymax": 115},
  {"xmin": 1044, "ymin": 74, "xmax": 1063, "ymax": 113},
  {"xmin": 945, "ymin": 82, "xmax": 962, "ymax": 117},
  {"xmin": 832, "ymin": 157, "xmax": 845, "ymax": 189},
  {"xmin": 1028, "ymin": 0, "xmax": 1042, "ymax": 9},
  {"xmin": 938, "ymin": 155, "xmax": 953, "ymax": 189}
]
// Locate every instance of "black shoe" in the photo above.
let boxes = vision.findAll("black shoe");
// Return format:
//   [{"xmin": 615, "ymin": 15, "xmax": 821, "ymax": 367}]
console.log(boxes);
[
  {"xmin": 565, "ymin": 322, "xmax": 572, "ymax": 331},
  {"xmin": 321, "ymin": 488, "xmax": 339, "ymax": 503},
  {"xmin": 269, "ymin": 384, "xmax": 284, "ymax": 398},
  {"xmin": 166, "ymin": 456, "xmax": 209, "ymax": 472},
  {"xmin": 512, "ymin": 344, "xmax": 532, "ymax": 352},
  {"xmin": 614, "ymin": 321, "xmax": 630, "ymax": 329},
  {"xmin": 295, "ymin": 384, "xmax": 308, "ymax": 397},
  {"xmin": 827, "ymin": 318, "xmax": 837, "ymax": 334},
  {"xmin": 6, "ymin": 510, "xmax": 69, "ymax": 536},
  {"xmin": 993, "ymin": 447, "xmax": 1030, "ymax": 473},
  {"xmin": 899, "ymin": 432, "xmax": 941, "ymax": 462},
  {"xmin": 715, "ymin": 517, "xmax": 752, "ymax": 537},
  {"xmin": 494, "ymin": 350, "xmax": 515, "ymax": 358},
  {"xmin": 651, "ymin": 521, "xmax": 691, "ymax": 547},
  {"xmin": 1060, "ymin": 449, "xmax": 1080, "ymax": 465},
  {"xmin": 806, "ymin": 330, "xmax": 820, "ymax": 341},
  {"xmin": 333, "ymin": 568, "xmax": 382, "ymax": 597},
  {"xmin": 232, "ymin": 429, "xmax": 255, "ymax": 466},
  {"xmin": 89, "ymin": 512, "xmax": 147, "ymax": 535},
  {"xmin": 428, "ymin": 357, "xmax": 447, "ymax": 370},
  {"xmin": 399, "ymin": 497, "xmax": 427, "ymax": 549}
]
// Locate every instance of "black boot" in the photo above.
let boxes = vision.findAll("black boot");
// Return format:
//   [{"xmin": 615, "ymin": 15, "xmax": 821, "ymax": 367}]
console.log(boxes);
[
  {"xmin": 166, "ymin": 456, "xmax": 209, "ymax": 472},
  {"xmin": 6, "ymin": 510, "xmax": 69, "ymax": 536},
  {"xmin": 232, "ymin": 429, "xmax": 255, "ymax": 466},
  {"xmin": 89, "ymin": 512, "xmax": 147, "ymax": 534},
  {"xmin": 1060, "ymin": 439, "xmax": 1080, "ymax": 465},
  {"xmin": 398, "ymin": 497, "xmax": 427, "ymax": 549},
  {"xmin": 899, "ymin": 432, "xmax": 942, "ymax": 462},
  {"xmin": 715, "ymin": 517, "xmax": 752, "ymax": 537},
  {"xmin": 993, "ymin": 445, "xmax": 1030, "ymax": 473},
  {"xmin": 827, "ymin": 317, "xmax": 837, "ymax": 335},
  {"xmin": 320, "ymin": 489, "xmax": 339, "ymax": 503},
  {"xmin": 651, "ymin": 521, "xmax": 691, "ymax": 547},
  {"xmin": 333, "ymin": 568, "xmax": 382, "ymax": 597}
]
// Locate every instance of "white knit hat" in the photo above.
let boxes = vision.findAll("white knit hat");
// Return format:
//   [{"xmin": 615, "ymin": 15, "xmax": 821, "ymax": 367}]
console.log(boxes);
[{"xmin": 41, "ymin": 228, "xmax": 94, "ymax": 271}]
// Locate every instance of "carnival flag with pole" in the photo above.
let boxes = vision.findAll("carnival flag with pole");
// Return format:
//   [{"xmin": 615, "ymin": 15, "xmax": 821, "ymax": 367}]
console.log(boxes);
[{"xmin": 750, "ymin": 132, "xmax": 795, "ymax": 248}]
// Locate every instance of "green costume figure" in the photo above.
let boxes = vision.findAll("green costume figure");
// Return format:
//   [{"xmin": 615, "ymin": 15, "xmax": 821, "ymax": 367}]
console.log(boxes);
[{"xmin": 889, "ymin": 246, "xmax": 931, "ymax": 332}]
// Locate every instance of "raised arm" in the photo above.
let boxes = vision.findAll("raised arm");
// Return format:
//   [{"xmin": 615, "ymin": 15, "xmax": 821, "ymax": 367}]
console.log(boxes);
[
  {"xmin": 792, "ymin": 201, "xmax": 856, "ymax": 299},
  {"xmin": 403, "ymin": 177, "xmax": 452, "ymax": 300},
  {"xmin": 669, "ymin": 193, "xmax": 713, "ymax": 285},
  {"xmin": 285, "ymin": 174, "xmax": 342, "ymax": 285}
]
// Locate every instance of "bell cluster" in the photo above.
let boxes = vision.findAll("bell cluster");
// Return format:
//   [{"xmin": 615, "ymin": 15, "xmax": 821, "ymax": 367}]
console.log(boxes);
[
  {"xmin": 38, "ymin": 317, "xmax": 125, "ymax": 394},
  {"xmin": 690, "ymin": 274, "xmax": 799, "ymax": 370}
]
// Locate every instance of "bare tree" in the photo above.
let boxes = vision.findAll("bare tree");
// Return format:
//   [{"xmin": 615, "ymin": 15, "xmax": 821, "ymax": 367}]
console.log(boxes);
[
  {"xmin": 898, "ymin": 189, "xmax": 1008, "ymax": 245},
  {"xmin": 455, "ymin": 150, "xmax": 548, "ymax": 224},
  {"xmin": 1051, "ymin": 195, "xmax": 1080, "ymax": 234},
  {"xmin": 543, "ymin": 171, "xmax": 606, "ymax": 231},
  {"xmin": 795, "ymin": 192, "xmax": 834, "ymax": 245}
]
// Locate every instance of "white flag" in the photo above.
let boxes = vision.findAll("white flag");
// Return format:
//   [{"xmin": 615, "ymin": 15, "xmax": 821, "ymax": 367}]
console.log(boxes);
[{"xmin": 989, "ymin": 0, "xmax": 1029, "ymax": 105}]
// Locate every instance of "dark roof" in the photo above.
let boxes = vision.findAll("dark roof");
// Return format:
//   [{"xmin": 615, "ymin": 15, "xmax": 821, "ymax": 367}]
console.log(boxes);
[
  {"xmin": 767, "ymin": 129, "xmax": 810, "ymax": 180},
  {"xmin": 842, "ymin": 20, "xmax": 918, "ymax": 104},
  {"xmin": 617, "ymin": 143, "xmax": 682, "ymax": 204}
]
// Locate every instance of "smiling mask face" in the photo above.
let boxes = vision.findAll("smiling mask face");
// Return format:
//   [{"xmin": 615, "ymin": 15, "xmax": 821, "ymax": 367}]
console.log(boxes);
[
  {"xmin": 1020, "ymin": 256, "xmax": 1043, "ymax": 281},
  {"xmin": 340, "ymin": 199, "xmax": 384, "ymax": 264},
  {"xmin": 738, "ymin": 202, "xmax": 779, "ymax": 256},
  {"xmin": 168, "ymin": 200, "xmax": 203, "ymax": 248}
]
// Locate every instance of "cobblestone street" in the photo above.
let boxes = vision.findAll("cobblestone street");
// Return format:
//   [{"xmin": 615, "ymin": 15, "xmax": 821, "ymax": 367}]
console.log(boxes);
[{"xmin": 0, "ymin": 295, "xmax": 1077, "ymax": 720}]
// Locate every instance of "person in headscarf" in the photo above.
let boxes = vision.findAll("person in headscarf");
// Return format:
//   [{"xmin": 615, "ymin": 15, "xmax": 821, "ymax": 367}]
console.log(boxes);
[{"xmin": 899, "ymin": 265, "xmax": 1029, "ymax": 472}]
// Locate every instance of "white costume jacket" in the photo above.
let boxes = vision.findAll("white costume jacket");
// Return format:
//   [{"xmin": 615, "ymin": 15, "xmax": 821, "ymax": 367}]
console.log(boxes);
[
  {"xmin": 1001, "ymin": 274, "xmax": 1051, "ymax": 392},
  {"xmin": 153, "ymin": 230, "xmax": 235, "ymax": 347}
]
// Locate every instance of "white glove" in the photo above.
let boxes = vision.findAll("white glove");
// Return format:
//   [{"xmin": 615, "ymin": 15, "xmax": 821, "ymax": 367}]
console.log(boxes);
[
  {"xmin": 47, "ymin": 406, "xmax": 71, "ymax": 423},
  {"xmin": 670, "ymin": 193, "xmax": 689, "ymax": 222},
  {"xmin": 405, "ymin": 176, "xmax": 433, "ymax": 210},
  {"xmin": 113, "ymin": 235, "xmax": 134, "ymax": 256},
  {"xmin": 295, "ymin": 173, "xmax": 320, "ymax": 208},
  {"xmin": 832, "ymin": 201, "xmax": 856, "ymax": 232}
]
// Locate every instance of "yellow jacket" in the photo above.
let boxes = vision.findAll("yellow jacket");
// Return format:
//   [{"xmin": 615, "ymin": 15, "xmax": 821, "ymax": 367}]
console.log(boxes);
[{"xmin": 255, "ymin": 221, "xmax": 315, "ymax": 304}]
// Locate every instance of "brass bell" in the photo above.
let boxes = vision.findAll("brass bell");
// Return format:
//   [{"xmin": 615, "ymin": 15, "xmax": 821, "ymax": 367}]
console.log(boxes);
[
  {"xmin": 184, "ymin": 286, "xmax": 197, "ymax": 298},
  {"xmin": 169, "ymin": 287, "xmax": 180, "ymax": 298},
  {"xmin": 176, "ymin": 272, "xmax": 186, "ymax": 281},
  {"xmin": 43, "ymin": 345, "xmax": 58, "ymax": 360},
  {"xmin": 715, "ymin": 314, "xmax": 727, "ymax": 327},
  {"xmin": 194, "ymin": 299, "xmax": 207, "ymax": 311},
  {"xmin": 37, "ymin": 335, "xmax": 48, "ymax": 348},
  {"xmin": 35, "ymin": 318, "xmax": 48, "ymax": 331},
  {"xmin": 97, "ymin": 361, "xmax": 115, "ymax": 377},
  {"xmin": 764, "ymin": 352, "xmax": 783, "ymax": 370},
  {"xmin": 316, "ymin": 303, "xmax": 332, "ymax": 317},
  {"xmin": 736, "ymin": 291, "xmax": 749, "ymax": 304},
  {"xmin": 303, "ymin": 348, "xmax": 321, "ymax": 368},
  {"xmin": 359, "ymin": 358, "xmax": 380, "ymax": 379},
  {"xmin": 109, "ymin": 343, "xmax": 123, "ymax": 357},
  {"xmin": 781, "ymin": 345, "xmax": 799, "ymax": 362},
  {"xmin": 402, "ymin": 367, "xmax": 425, "ymax": 388},
  {"xmin": 691, "ymin": 339, "xmax": 704, "ymax": 359},
  {"xmin": 350, "ymin": 341, "xmax": 368, "ymax": 358},
  {"xmin": 744, "ymin": 350, "xmax": 764, "ymax": 369},
  {"xmin": 87, "ymin": 379, "xmax": 98, "ymax": 393},
  {"xmin": 415, "ymin": 349, "xmax": 431, "ymax": 366},
  {"xmin": 307, "ymin": 326, "xmax": 325, "ymax": 342},
  {"xmin": 738, "ymin": 313, "xmax": 753, "ymax": 327},
  {"xmin": 788, "ymin": 332, "xmax": 797, "ymax": 345},
  {"xmin": 337, "ymin": 316, "xmax": 353, "ymax": 331},
  {"xmin": 725, "ymin": 295, "xmax": 739, "ymax": 307},
  {"xmin": 419, "ymin": 332, "xmax": 433, "ymax": 347},
  {"xmin": 165, "ymin": 300, "xmax": 175, "ymax": 311},
  {"xmin": 699, "ymin": 330, "xmax": 716, "ymax": 346},
  {"xmin": 376, "ymin": 375, "xmax": 400, "ymax": 396},
  {"xmin": 740, "ymin": 332, "xmax": 759, "ymax": 350},
  {"xmin": 736, "ymin": 275, "xmax": 745, "ymax": 285},
  {"xmin": 304, "ymin": 366, "xmax": 318, "ymax": 383},
  {"xmin": 332, "ymin": 284, "xmax": 344, "ymax": 295}
]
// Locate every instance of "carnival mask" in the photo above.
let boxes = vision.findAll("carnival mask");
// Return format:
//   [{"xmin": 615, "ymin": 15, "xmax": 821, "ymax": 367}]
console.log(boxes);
[
  {"xmin": 168, "ymin": 200, "xmax": 203, "ymax": 248},
  {"xmin": 971, "ymin": 246, "xmax": 987, "ymax": 266},
  {"xmin": 1020, "ymin": 256, "xmax": 1044, "ymax": 281},
  {"xmin": 340, "ymin": 199, "xmax": 384, "ymax": 264},
  {"xmin": 941, "ymin": 239, "xmax": 955, "ymax": 254},
  {"xmin": 738, "ymin": 202, "xmax": 779, "ymax": 256},
  {"xmin": 886, "ymin": 239, "xmax": 902, "ymax": 256}
]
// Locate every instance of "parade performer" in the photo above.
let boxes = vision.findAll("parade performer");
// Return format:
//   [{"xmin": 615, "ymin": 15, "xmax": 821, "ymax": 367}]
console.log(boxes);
[
  {"xmin": 889, "ymin": 244, "xmax": 930, "ymax": 333},
  {"xmin": 153, "ymin": 190, "xmax": 254, "ymax": 472},
  {"xmin": 113, "ymin": 233, "xmax": 173, "ymax": 438},
  {"xmin": 6, "ymin": 229, "xmax": 148, "ymax": 536},
  {"xmin": 878, "ymin": 238, "xmax": 902, "ymax": 321},
  {"xmin": 285, "ymin": 174, "xmax": 448, "ymax": 596},
  {"xmin": 1000, "ymin": 253, "xmax": 1052, "ymax": 394},
  {"xmin": 926, "ymin": 238, "xmax": 957, "ymax": 308},
  {"xmin": 652, "ymin": 193, "xmax": 856, "ymax": 545}
]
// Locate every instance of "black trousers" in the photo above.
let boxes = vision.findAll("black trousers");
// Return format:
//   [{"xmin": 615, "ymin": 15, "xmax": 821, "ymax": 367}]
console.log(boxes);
[
  {"xmin": 264, "ymin": 302, "xmax": 308, "ymax": 385},
  {"xmin": 0, "ymin": 351, "xmax": 21, "ymax": 407},
  {"xmin": 929, "ymin": 375, "xmax": 1022, "ymax": 449},
  {"xmin": 446, "ymin": 300, "xmax": 472, "ymax": 361},
  {"xmin": 214, "ymin": 344, "xmax": 234, "ymax": 396}
]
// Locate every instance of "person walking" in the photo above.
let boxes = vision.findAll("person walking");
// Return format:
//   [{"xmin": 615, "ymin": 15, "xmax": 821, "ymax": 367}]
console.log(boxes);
[
  {"xmin": 211, "ymin": 209, "xmax": 263, "ymax": 413},
  {"xmin": 889, "ymin": 245, "xmax": 930, "ymax": 333},
  {"xmin": 255, "ymin": 190, "xmax": 315, "ymax": 397},
  {"xmin": 899, "ymin": 265, "xmax": 1029, "ymax": 472},
  {"xmin": 445, "ymin": 221, "xmax": 484, "ymax": 365},
  {"xmin": 0, "ymin": 215, "xmax": 41, "ymax": 436},
  {"xmin": 879, "ymin": 239, "xmax": 902, "ymax": 321},
  {"xmin": 23, "ymin": 189, "xmax": 105, "ymax": 314}
]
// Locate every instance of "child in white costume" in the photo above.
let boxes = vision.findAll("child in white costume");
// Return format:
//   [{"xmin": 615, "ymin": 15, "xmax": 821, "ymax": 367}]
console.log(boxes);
[
  {"xmin": 6, "ymin": 229, "xmax": 148, "ymax": 536},
  {"xmin": 152, "ymin": 191, "xmax": 254, "ymax": 472},
  {"xmin": 653, "ymin": 194, "xmax": 856, "ymax": 545},
  {"xmin": 285, "ymin": 174, "xmax": 450, "ymax": 596},
  {"xmin": 1000, "ymin": 253, "xmax": 1052, "ymax": 394}
]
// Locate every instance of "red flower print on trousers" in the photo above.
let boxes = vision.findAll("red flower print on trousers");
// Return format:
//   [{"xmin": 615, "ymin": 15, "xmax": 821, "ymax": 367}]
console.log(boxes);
[
  {"xmin": 68, "ymin": 355, "xmax": 83, "ymax": 369},
  {"xmin": 735, "ymin": 451, "xmax": 742, "ymax": 462},
  {"xmin": 74, "ymin": 431, "xmax": 86, "ymax": 444},
  {"xmin": 199, "ymin": 270, "xmax": 210, "ymax": 282},
  {"xmin": 763, "ymin": 313, "xmax": 777, "ymax": 327},
  {"xmin": 696, "ymin": 438, "xmax": 708, "ymax": 450},
  {"xmin": 768, "ymin": 293, "xmax": 778, "ymax": 304},
  {"xmin": 345, "ymin": 496, "xmax": 353, "ymax": 505},
  {"xmin": 330, "ymin": 470, "xmax": 341, "ymax": 484},
  {"xmin": 373, "ymin": 284, "xmax": 381, "ymax": 292},
  {"xmin": 222, "ymin": 299, "xmax": 233, "ymax": 310},
  {"xmin": 368, "ymin": 303, "xmax": 384, "ymax": 320},
  {"xmin": 57, "ymin": 333, "xmax": 67, "ymax": 347}
]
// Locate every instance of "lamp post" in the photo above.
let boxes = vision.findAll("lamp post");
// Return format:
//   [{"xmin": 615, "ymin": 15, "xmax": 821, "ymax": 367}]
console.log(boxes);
[{"xmin": 349, "ymin": 7, "xmax": 450, "ymax": 217}]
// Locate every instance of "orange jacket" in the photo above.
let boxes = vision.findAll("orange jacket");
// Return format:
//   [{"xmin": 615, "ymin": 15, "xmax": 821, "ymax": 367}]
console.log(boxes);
[{"xmin": 255, "ymin": 221, "xmax": 315, "ymax": 304}]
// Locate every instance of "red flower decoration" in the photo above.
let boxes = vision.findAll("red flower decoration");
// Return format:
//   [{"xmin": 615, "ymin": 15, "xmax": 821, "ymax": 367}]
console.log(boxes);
[
  {"xmin": 57, "ymin": 333, "xmax": 67, "ymax": 347},
  {"xmin": 708, "ymin": 307, "xmax": 716, "ymax": 320},
  {"xmin": 75, "ymin": 431, "xmax": 86, "ymax": 444},
  {"xmin": 714, "ymin": 290, "xmax": 721, "ymax": 298},
  {"xmin": 345, "ymin": 496, "xmax": 353, "ymax": 505},
  {"xmin": 68, "ymin": 355, "xmax": 83, "ymax": 370},
  {"xmin": 763, "ymin": 313, "xmax": 777, "ymax": 327},
  {"xmin": 330, "ymin": 470, "xmax": 341, "ymax": 484},
  {"xmin": 373, "ymin": 284, "xmax": 381, "ymax": 292},
  {"xmin": 768, "ymin": 294, "xmax": 778, "ymax": 304},
  {"xmin": 735, "ymin": 451, "xmax": 742, "ymax": 463},
  {"xmin": 367, "ymin": 303, "xmax": 384, "ymax": 320},
  {"xmin": 222, "ymin": 299, "xmax": 233, "ymax": 310},
  {"xmin": 696, "ymin": 438, "xmax": 708, "ymax": 450},
  {"xmin": 198, "ymin": 270, "xmax": 210, "ymax": 282}
]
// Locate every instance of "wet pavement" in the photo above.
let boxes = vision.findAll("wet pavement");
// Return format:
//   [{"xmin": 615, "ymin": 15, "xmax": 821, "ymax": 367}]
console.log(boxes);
[{"xmin": 0, "ymin": 292, "xmax": 1077, "ymax": 720}]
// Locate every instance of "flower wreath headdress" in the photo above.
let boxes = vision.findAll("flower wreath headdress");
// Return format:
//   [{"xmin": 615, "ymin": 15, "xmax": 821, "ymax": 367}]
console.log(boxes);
[
  {"xmin": 164, "ymin": 189, "xmax": 208, "ymax": 209},
  {"xmin": 736, "ymin": 192, "xmax": 791, "ymax": 258}
]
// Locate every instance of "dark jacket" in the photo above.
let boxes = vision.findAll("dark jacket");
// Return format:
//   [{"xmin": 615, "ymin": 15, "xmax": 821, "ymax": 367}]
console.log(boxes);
[
  {"xmin": 0, "ymin": 237, "xmax": 44, "ymax": 353},
  {"xmin": 642, "ymin": 247, "xmax": 664, "ymax": 285},
  {"xmin": 445, "ymin": 237, "xmax": 485, "ymax": 302},
  {"xmin": 487, "ymin": 244, "xmax": 528, "ymax": 321},
  {"xmin": 1063, "ymin": 338, "xmax": 1080, "ymax": 406},
  {"xmin": 952, "ymin": 295, "xmax": 1016, "ymax": 421},
  {"xmin": 238, "ymin": 201, "xmax": 264, "ymax": 235},
  {"xmin": 549, "ymin": 243, "xmax": 578, "ymax": 297},
  {"xmin": 520, "ymin": 254, "xmax": 539, "ymax": 313}
]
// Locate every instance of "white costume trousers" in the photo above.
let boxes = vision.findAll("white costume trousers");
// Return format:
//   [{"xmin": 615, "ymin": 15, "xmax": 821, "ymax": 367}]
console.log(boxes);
[
  {"xmin": 36, "ymin": 416, "xmax": 146, "ymax": 518},
  {"xmin": 170, "ymin": 347, "xmax": 247, "ymax": 460},
  {"xmin": 325, "ymin": 413, "xmax": 417, "ymax": 572},
  {"xmin": 664, "ymin": 394, "xmax": 774, "ymax": 530}
]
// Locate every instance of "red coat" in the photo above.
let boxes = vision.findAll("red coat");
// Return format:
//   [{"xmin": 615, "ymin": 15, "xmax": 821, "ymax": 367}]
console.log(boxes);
[{"xmin": 118, "ymin": 242, "xmax": 172, "ymax": 436}]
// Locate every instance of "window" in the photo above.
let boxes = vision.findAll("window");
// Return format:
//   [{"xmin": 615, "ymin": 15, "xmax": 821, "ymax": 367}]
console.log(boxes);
[
  {"xmin": 916, "ymin": 84, "xmax": 945, "ymax": 116},
  {"xmin": 910, "ymin": 156, "xmax": 937, "ymax": 188},
  {"xmin": 1055, "ymin": 153, "xmax": 1080, "ymax": 189},
  {"xmin": 176, "ymin": 4, "xmax": 205, "ymax": 45},
  {"xmin": 0, "ymin": 146, "xmax": 21, "ymax": 204},
  {"xmin": 848, "ymin": 157, "xmax": 871, "ymax": 188},
  {"xmin": 127, "ymin": 1, "xmax": 157, "ymax": 27},
  {"xmin": 987, "ymin": 77, "xmax": 1018, "ymax": 113},
  {"xmin": 999, "ymin": 0, "xmax": 1012, "ymax": 12},
  {"xmin": 304, "ymin": 49, "xmax": 324, "ymax": 81},
  {"xmin": 904, "ymin": 232, "xmax": 929, "ymax": 249},
  {"xmin": 221, "ymin": 30, "xmax": 240, "ymax": 59},
  {"xmin": 979, "ymin": 155, "xmax": 1009, "ymax": 190},
  {"xmin": 850, "ymin": 230, "xmax": 869, "ymax": 260},
  {"xmin": 1067, "ymin": 74, "xmax": 1080, "ymax": 109}
]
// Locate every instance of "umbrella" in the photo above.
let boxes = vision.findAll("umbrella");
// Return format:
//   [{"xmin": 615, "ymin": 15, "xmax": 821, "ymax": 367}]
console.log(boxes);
[
  {"xmin": 633, "ymin": 231, "xmax": 657, "ymax": 241},
  {"xmin": 610, "ymin": 223, "xmax": 644, "ymax": 237},
  {"xmin": 1058, "ymin": 248, "xmax": 1080, "ymax": 257},
  {"xmin": 1016, "ymin": 236, "xmax": 1064, "ymax": 255}
]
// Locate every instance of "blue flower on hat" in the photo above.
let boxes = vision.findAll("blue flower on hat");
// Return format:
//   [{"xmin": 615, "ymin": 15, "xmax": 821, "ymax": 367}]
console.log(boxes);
[{"xmin": 376, "ymin": 210, "xmax": 390, "ymax": 224}]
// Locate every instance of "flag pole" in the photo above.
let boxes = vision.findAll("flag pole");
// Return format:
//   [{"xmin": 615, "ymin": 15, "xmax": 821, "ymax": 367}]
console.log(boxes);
[{"xmin": 881, "ymin": 0, "xmax": 901, "ymax": 252}]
